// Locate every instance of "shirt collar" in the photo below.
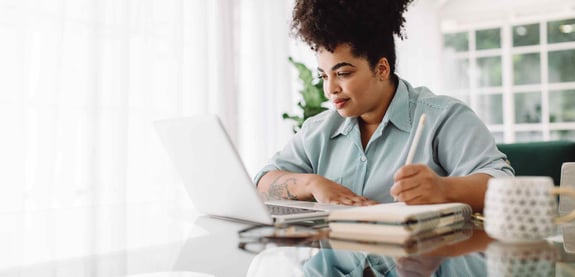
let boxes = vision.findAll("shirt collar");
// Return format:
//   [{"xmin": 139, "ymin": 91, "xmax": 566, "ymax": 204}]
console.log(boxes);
[
  {"xmin": 384, "ymin": 79, "xmax": 412, "ymax": 133},
  {"xmin": 331, "ymin": 116, "xmax": 357, "ymax": 138}
]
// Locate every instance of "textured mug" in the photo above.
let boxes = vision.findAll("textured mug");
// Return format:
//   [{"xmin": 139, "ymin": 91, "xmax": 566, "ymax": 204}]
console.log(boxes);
[{"xmin": 484, "ymin": 176, "xmax": 575, "ymax": 242}]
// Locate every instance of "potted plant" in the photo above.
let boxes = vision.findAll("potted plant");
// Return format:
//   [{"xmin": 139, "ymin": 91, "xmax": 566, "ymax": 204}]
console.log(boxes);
[{"xmin": 283, "ymin": 57, "xmax": 329, "ymax": 133}]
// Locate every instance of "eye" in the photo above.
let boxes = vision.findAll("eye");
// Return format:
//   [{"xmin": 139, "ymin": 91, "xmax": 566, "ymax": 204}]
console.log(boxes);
[
  {"xmin": 318, "ymin": 73, "xmax": 327, "ymax": 80},
  {"xmin": 336, "ymin": 71, "xmax": 351, "ymax": 78}
]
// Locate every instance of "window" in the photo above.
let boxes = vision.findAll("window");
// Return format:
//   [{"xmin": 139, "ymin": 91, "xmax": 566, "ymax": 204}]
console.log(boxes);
[{"xmin": 441, "ymin": 16, "xmax": 575, "ymax": 143}]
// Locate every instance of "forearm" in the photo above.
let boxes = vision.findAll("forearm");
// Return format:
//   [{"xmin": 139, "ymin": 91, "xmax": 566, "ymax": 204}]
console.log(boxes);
[
  {"xmin": 441, "ymin": 173, "xmax": 491, "ymax": 212},
  {"xmin": 256, "ymin": 170, "xmax": 316, "ymax": 201}
]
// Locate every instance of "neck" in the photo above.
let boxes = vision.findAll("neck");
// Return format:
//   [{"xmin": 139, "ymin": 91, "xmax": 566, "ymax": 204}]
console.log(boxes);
[{"xmin": 359, "ymin": 80, "xmax": 397, "ymax": 125}]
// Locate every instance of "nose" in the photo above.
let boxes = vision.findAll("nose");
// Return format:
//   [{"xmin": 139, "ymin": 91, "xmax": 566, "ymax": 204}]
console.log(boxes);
[{"xmin": 323, "ymin": 78, "xmax": 340, "ymax": 97}]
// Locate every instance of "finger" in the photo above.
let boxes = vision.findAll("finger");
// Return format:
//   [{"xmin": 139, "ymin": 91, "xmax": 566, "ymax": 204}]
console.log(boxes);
[
  {"xmin": 396, "ymin": 186, "xmax": 424, "ymax": 203},
  {"xmin": 339, "ymin": 194, "xmax": 369, "ymax": 206},
  {"xmin": 390, "ymin": 179, "xmax": 419, "ymax": 198},
  {"xmin": 402, "ymin": 193, "xmax": 424, "ymax": 204},
  {"xmin": 338, "ymin": 194, "xmax": 365, "ymax": 205},
  {"xmin": 350, "ymin": 195, "xmax": 368, "ymax": 202},
  {"xmin": 339, "ymin": 197, "xmax": 355, "ymax": 205},
  {"xmin": 349, "ymin": 197, "xmax": 369, "ymax": 205},
  {"xmin": 349, "ymin": 197, "xmax": 378, "ymax": 206},
  {"xmin": 393, "ymin": 164, "xmax": 423, "ymax": 181},
  {"xmin": 353, "ymin": 199, "xmax": 378, "ymax": 206},
  {"xmin": 364, "ymin": 199, "xmax": 380, "ymax": 205},
  {"xmin": 389, "ymin": 182, "xmax": 401, "ymax": 197}
]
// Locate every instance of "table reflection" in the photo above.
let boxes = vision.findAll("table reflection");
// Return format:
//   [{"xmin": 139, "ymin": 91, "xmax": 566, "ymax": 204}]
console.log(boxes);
[
  {"xmin": 248, "ymin": 246, "xmax": 488, "ymax": 277},
  {"xmin": 563, "ymin": 224, "xmax": 575, "ymax": 254},
  {"xmin": 486, "ymin": 241, "xmax": 558, "ymax": 277},
  {"xmin": 245, "ymin": 225, "xmax": 575, "ymax": 277},
  {"xmin": 302, "ymin": 233, "xmax": 489, "ymax": 277},
  {"xmin": 246, "ymin": 227, "xmax": 489, "ymax": 276}
]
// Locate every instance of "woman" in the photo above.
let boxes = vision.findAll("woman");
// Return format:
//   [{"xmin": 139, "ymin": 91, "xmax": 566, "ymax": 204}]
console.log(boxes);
[{"xmin": 254, "ymin": 0, "xmax": 513, "ymax": 211}]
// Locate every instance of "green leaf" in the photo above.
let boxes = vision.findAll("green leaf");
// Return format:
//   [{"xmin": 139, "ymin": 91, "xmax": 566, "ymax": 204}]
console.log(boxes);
[
  {"xmin": 288, "ymin": 57, "xmax": 315, "ymax": 88},
  {"xmin": 284, "ymin": 57, "xmax": 330, "ymax": 133}
]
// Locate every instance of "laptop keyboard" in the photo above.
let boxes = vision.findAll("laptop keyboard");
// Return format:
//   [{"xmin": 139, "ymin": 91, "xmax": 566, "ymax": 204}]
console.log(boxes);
[{"xmin": 266, "ymin": 205, "xmax": 320, "ymax": 215}]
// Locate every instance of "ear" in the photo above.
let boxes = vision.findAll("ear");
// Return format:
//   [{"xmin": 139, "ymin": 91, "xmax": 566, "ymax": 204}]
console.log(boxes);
[{"xmin": 376, "ymin": 57, "xmax": 391, "ymax": 81}]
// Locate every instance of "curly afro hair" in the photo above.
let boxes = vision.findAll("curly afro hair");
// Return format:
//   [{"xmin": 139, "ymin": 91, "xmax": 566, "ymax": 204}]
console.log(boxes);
[{"xmin": 291, "ymin": 0, "xmax": 413, "ymax": 76}]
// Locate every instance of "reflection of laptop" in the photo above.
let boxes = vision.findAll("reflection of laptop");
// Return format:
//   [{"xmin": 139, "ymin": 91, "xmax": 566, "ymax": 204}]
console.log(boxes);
[{"xmin": 154, "ymin": 115, "xmax": 346, "ymax": 225}]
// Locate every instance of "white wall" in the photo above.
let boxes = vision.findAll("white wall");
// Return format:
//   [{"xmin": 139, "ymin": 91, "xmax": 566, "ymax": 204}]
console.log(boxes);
[
  {"xmin": 440, "ymin": 0, "xmax": 575, "ymax": 28},
  {"xmin": 397, "ymin": 0, "xmax": 443, "ymax": 92}
]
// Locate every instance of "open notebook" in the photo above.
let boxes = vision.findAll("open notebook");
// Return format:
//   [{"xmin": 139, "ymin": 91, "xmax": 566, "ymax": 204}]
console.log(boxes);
[{"xmin": 328, "ymin": 202, "xmax": 472, "ymax": 244}]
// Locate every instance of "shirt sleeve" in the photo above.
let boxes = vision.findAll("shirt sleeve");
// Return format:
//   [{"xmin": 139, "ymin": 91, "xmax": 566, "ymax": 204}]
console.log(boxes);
[
  {"xmin": 432, "ymin": 102, "xmax": 514, "ymax": 178},
  {"xmin": 253, "ymin": 122, "xmax": 315, "ymax": 186}
]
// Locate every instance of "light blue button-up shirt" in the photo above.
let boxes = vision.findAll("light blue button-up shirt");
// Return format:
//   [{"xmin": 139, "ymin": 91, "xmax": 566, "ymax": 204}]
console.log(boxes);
[{"xmin": 255, "ymin": 79, "xmax": 514, "ymax": 203}]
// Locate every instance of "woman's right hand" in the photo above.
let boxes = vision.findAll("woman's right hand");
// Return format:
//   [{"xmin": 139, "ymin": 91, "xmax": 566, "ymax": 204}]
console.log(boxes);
[
  {"xmin": 308, "ymin": 175, "xmax": 379, "ymax": 206},
  {"xmin": 257, "ymin": 171, "xmax": 377, "ymax": 206}
]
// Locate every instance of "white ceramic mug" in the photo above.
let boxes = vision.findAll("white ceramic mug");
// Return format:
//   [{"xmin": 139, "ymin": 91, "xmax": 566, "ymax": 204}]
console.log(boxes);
[{"xmin": 484, "ymin": 176, "xmax": 575, "ymax": 242}]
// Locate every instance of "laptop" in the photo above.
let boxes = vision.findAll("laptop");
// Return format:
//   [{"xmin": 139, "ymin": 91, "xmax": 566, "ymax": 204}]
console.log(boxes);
[{"xmin": 154, "ymin": 115, "xmax": 347, "ymax": 225}]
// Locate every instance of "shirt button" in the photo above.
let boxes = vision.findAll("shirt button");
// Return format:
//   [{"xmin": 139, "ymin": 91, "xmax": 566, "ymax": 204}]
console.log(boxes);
[{"xmin": 361, "ymin": 156, "xmax": 367, "ymax": 162}]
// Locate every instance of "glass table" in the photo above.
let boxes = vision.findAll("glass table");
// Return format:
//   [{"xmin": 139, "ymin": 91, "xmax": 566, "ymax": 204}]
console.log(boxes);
[
  {"xmin": 1, "ymin": 202, "xmax": 574, "ymax": 276},
  {"xmin": 241, "ymin": 221, "xmax": 575, "ymax": 276}
]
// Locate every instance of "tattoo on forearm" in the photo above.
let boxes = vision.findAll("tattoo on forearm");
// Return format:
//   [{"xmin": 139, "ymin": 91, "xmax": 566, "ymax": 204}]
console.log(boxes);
[{"xmin": 268, "ymin": 174, "xmax": 299, "ymax": 200}]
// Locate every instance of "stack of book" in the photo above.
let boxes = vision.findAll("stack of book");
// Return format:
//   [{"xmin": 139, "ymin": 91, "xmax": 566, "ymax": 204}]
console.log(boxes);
[
  {"xmin": 328, "ymin": 224, "xmax": 472, "ymax": 257},
  {"xmin": 327, "ymin": 202, "xmax": 473, "ymax": 255}
]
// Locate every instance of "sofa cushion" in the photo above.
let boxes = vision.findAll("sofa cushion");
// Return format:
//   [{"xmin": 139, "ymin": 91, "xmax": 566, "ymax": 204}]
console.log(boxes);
[{"xmin": 497, "ymin": 140, "xmax": 575, "ymax": 186}]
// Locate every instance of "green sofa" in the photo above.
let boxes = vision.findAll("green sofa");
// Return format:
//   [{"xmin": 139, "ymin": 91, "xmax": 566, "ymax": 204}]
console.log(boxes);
[{"xmin": 497, "ymin": 140, "xmax": 575, "ymax": 186}]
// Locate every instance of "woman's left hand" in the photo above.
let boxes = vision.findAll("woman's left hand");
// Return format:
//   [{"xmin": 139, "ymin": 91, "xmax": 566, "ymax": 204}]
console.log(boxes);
[{"xmin": 389, "ymin": 164, "xmax": 449, "ymax": 204}]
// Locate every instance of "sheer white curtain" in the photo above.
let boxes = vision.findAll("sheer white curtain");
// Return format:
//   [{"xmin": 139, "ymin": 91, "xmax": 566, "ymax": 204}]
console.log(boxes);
[
  {"xmin": 0, "ymin": 1, "xmax": 306, "ymax": 274},
  {"xmin": 238, "ymin": 0, "xmax": 298, "ymax": 176},
  {"xmin": 0, "ymin": 0, "xmax": 296, "ymax": 213}
]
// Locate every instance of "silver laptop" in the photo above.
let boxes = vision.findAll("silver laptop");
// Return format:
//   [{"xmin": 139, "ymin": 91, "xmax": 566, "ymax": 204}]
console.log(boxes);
[{"xmin": 154, "ymin": 115, "xmax": 347, "ymax": 225}]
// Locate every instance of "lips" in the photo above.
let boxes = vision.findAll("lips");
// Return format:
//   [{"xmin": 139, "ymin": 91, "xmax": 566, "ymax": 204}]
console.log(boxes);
[{"xmin": 333, "ymin": 98, "xmax": 349, "ymax": 109}]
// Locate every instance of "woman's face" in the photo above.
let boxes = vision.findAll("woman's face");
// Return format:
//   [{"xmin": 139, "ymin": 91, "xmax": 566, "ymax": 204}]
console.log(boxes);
[{"xmin": 317, "ymin": 44, "xmax": 390, "ymax": 122}]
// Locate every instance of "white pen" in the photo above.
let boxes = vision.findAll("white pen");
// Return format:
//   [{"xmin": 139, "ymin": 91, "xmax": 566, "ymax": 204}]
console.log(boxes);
[
  {"xmin": 394, "ymin": 113, "xmax": 427, "ymax": 201},
  {"xmin": 405, "ymin": 113, "xmax": 427, "ymax": 166}
]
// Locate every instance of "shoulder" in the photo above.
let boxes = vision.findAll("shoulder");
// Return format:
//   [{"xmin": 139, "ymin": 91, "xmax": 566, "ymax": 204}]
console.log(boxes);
[
  {"xmin": 300, "ymin": 109, "xmax": 345, "ymax": 138},
  {"xmin": 409, "ymin": 85, "xmax": 466, "ymax": 111},
  {"xmin": 402, "ymin": 80, "xmax": 473, "ymax": 119},
  {"xmin": 400, "ymin": 80, "xmax": 483, "ymax": 134}
]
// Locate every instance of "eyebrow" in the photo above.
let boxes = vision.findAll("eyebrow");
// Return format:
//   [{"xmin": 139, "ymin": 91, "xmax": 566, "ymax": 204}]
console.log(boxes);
[{"xmin": 317, "ymin": 62, "xmax": 355, "ymax": 72}]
